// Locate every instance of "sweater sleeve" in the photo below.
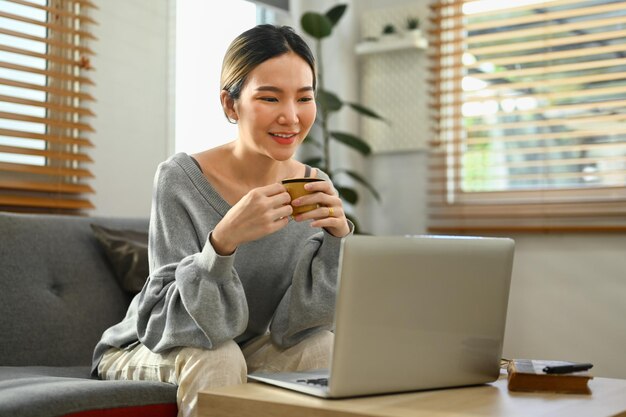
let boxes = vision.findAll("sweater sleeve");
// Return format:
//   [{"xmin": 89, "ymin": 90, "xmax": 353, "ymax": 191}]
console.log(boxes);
[
  {"xmin": 269, "ymin": 173, "xmax": 355, "ymax": 348},
  {"xmin": 135, "ymin": 159, "xmax": 248, "ymax": 352}
]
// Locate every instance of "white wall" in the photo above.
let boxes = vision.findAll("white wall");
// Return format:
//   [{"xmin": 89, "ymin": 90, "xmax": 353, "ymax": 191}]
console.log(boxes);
[
  {"xmin": 88, "ymin": 0, "xmax": 172, "ymax": 217},
  {"xmin": 175, "ymin": 0, "xmax": 255, "ymax": 154},
  {"xmin": 350, "ymin": 0, "xmax": 431, "ymax": 236},
  {"xmin": 504, "ymin": 233, "xmax": 626, "ymax": 378}
]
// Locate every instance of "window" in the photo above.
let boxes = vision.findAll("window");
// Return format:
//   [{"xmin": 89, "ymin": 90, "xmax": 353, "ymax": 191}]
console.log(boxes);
[
  {"xmin": 0, "ymin": 0, "xmax": 96, "ymax": 213},
  {"xmin": 428, "ymin": 0, "xmax": 626, "ymax": 232},
  {"xmin": 175, "ymin": 0, "xmax": 288, "ymax": 154}
]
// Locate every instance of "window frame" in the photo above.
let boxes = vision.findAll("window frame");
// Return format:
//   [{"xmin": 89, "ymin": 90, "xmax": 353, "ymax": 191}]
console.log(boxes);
[{"xmin": 427, "ymin": 0, "xmax": 626, "ymax": 233}]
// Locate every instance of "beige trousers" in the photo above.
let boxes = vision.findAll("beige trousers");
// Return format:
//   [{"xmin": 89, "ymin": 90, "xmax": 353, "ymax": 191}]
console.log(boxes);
[{"xmin": 98, "ymin": 331, "xmax": 333, "ymax": 417}]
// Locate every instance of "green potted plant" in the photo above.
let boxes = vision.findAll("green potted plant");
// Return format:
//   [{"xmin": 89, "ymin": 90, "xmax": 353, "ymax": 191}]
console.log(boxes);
[
  {"xmin": 300, "ymin": 4, "xmax": 386, "ymax": 233},
  {"xmin": 406, "ymin": 17, "xmax": 421, "ymax": 38},
  {"xmin": 407, "ymin": 17, "xmax": 420, "ymax": 31},
  {"xmin": 381, "ymin": 23, "xmax": 398, "ymax": 37}
]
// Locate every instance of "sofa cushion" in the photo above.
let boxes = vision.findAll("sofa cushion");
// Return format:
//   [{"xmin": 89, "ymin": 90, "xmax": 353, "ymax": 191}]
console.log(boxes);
[
  {"xmin": 0, "ymin": 366, "xmax": 177, "ymax": 417},
  {"xmin": 0, "ymin": 213, "xmax": 149, "ymax": 366},
  {"xmin": 90, "ymin": 223, "xmax": 149, "ymax": 294}
]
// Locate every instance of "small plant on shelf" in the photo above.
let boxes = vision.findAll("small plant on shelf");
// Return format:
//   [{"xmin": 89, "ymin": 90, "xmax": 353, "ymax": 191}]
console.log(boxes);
[
  {"xmin": 382, "ymin": 23, "xmax": 397, "ymax": 35},
  {"xmin": 406, "ymin": 17, "xmax": 420, "ymax": 31}
]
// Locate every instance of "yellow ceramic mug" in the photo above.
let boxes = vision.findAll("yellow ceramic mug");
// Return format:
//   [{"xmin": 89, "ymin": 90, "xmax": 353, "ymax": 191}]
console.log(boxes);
[{"xmin": 282, "ymin": 177, "xmax": 324, "ymax": 215}]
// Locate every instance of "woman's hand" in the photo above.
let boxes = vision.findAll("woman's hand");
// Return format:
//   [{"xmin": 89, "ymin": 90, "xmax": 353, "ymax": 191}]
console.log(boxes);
[
  {"xmin": 291, "ymin": 179, "xmax": 351, "ymax": 238},
  {"xmin": 211, "ymin": 183, "xmax": 293, "ymax": 255}
]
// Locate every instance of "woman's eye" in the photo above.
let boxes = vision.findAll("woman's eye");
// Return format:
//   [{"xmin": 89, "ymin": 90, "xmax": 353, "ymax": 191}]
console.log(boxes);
[
  {"xmin": 299, "ymin": 97, "xmax": 314, "ymax": 102},
  {"xmin": 260, "ymin": 97, "xmax": 278, "ymax": 102}
]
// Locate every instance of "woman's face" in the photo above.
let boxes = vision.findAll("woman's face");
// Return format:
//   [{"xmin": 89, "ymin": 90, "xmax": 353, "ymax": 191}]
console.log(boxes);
[{"xmin": 229, "ymin": 51, "xmax": 316, "ymax": 162}]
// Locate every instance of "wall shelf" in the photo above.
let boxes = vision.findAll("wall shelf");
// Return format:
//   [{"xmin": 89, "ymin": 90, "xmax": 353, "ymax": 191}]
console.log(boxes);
[
  {"xmin": 358, "ymin": 4, "xmax": 429, "ymax": 153},
  {"xmin": 355, "ymin": 35, "xmax": 428, "ymax": 55}
]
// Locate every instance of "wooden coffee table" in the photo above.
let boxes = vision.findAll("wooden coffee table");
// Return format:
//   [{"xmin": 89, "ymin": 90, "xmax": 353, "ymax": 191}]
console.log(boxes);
[{"xmin": 197, "ymin": 374, "xmax": 626, "ymax": 417}]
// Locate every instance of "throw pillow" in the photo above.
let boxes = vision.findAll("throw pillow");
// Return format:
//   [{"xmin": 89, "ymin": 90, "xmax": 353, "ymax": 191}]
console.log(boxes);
[{"xmin": 91, "ymin": 223, "xmax": 149, "ymax": 293}]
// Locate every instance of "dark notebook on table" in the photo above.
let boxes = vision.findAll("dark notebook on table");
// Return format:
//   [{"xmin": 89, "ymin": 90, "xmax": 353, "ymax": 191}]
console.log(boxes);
[{"xmin": 507, "ymin": 359, "xmax": 593, "ymax": 394}]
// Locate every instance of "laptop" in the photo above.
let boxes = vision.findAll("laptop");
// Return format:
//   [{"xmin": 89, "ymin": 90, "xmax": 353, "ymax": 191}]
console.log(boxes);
[{"xmin": 247, "ymin": 234, "xmax": 515, "ymax": 398}]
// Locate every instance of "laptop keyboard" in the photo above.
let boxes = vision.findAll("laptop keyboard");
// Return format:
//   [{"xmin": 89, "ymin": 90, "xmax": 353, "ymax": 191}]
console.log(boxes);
[{"xmin": 296, "ymin": 377, "xmax": 328, "ymax": 386}]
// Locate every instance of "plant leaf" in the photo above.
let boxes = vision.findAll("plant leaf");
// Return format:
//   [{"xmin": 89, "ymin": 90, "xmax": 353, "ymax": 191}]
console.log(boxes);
[
  {"xmin": 302, "ymin": 157, "xmax": 323, "ymax": 168},
  {"xmin": 336, "ymin": 186, "xmax": 358, "ymax": 205},
  {"xmin": 303, "ymin": 135, "xmax": 322, "ymax": 149},
  {"xmin": 330, "ymin": 131, "xmax": 371, "ymax": 156},
  {"xmin": 316, "ymin": 89, "xmax": 343, "ymax": 112},
  {"xmin": 326, "ymin": 4, "xmax": 347, "ymax": 27},
  {"xmin": 347, "ymin": 102, "xmax": 388, "ymax": 124},
  {"xmin": 333, "ymin": 169, "xmax": 381, "ymax": 201},
  {"xmin": 345, "ymin": 212, "xmax": 361, "ymax": 234},
  {"xmin": 301, "ymin": 12, "xmax": 332, "ymax": 39}
]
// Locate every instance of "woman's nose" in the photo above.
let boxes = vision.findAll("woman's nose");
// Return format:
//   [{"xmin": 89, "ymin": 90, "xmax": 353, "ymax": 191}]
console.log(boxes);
[{"xmin": 278, "ymin": 103, "xmax": 299, "ymax": 125}]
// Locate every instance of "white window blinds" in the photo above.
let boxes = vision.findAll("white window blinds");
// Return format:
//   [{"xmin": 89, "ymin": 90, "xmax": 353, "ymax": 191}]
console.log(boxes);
[
  {"xmin": 0, "ymin": 0, "xmax": 96, "ymax": 213},
  {"xmin": 428, "ymin": 0, "xmax": 626, "ymax": 232}
]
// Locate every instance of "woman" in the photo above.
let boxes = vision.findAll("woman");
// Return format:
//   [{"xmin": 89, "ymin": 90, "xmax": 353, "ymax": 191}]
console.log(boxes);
[{"xmin": 92, "ymin": 24, "xmax": 352, "ymax": 417}]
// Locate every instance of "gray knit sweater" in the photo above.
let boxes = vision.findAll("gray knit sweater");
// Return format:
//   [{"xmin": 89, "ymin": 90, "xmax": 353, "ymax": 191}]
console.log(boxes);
[{"xmin": 92, "ymin": 152, "xmax": 350, "ymax": 375}]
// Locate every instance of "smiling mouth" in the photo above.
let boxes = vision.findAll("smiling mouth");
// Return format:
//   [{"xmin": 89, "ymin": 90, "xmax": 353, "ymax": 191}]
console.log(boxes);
[{"xmin": 270, "ymin": 132, "xmax": 297, "ymax": 144}]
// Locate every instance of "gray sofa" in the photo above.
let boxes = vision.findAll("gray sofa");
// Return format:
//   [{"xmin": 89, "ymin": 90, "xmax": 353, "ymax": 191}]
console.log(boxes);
[{"xmin": 0, "ymin": 212, "xmax": 177, "ymax": 417}]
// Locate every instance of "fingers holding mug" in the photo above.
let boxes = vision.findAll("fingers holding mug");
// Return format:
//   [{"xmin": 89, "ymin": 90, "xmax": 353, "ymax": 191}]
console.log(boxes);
[
  {"xmin": 309, "ymin": 203, "xmax": 350, "ymax": 238},
  {"xmin": 283, "ymin": 177, "xmax": 350, "ymax": 237}
]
